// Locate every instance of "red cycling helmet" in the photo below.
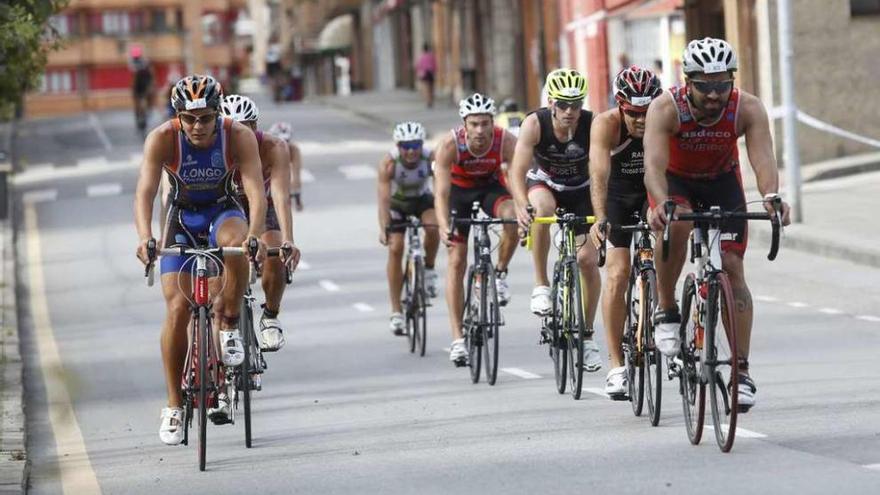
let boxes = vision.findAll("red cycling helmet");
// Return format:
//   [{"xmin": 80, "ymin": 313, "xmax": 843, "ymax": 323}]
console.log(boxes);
[{"xmin": 614, "ymin": 66, "xmax": 662, "ymax": 112}]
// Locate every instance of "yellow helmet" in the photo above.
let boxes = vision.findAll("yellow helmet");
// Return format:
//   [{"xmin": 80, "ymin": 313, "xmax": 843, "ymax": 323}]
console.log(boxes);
[{"xmin": 545, "ymin": 68, "xmax": 587, "ymax": 102}]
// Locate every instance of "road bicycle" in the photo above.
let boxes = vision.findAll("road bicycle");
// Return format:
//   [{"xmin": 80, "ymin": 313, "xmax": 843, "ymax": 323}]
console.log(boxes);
[{"xmin": 389, "ymin": 216, "xmax": 436, "ymax": 356}]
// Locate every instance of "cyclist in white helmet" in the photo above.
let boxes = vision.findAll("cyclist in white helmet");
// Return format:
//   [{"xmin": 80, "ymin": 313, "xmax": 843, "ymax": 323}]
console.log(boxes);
[
  {"xmin": 644, "ymin": 37, "xmax": 791, "ymax": 412},
  {"xmin": 221, "ymin": 94, "xmax": 301, "ymax": 356},
  {"xmin": 434, "ymin": 92, "xmax": 519, "ymax": 365},
  {"xmin": 377, "ymin": 121, "xmax": 440, "ymax": 335},
  {"xmin": 268, "ymin": 121, "xmax": 305, "ymax": 211}
]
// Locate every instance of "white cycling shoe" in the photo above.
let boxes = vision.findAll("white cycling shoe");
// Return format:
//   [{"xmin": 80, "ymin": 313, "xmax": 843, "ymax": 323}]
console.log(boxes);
[
  {"xmin": 425, "ymin": 269, "xmax": 439, "ymax": 298},
  {"xmin": 207, "ymin": 393, "xmax": 232, "ymax": 425},
  {"xmin": 220, "ymin": 329, "xmax": 245, "ymax": 367},
  {"xmin": 260, "ymin": 316, "xmax": 286, "ymax": 352},
  {"xmin": 530, "ymin": 285, "xmax": 552, "ymax": 316},
  {"xmin": 583, "ymin": 339, "xmax": 603, "ymax": 372},
  {"xmin": 653, "ymin": 308, "xmax": 681, "ymax": 357},
  {"xmin": 495, "ymin": 271, "xmax": 511, "ymax": 306},
  {"xmin": 389, "ymin": 312, "xmax": 405, "ymax": 336},
  {"xmin": 605, "ymin": 366, "xmax": 628, "ymax": 400},
  {"xmin": 159, "ymin": 407, "xmax": 185, "ymax": 445},
  {"xmin": 449, "ymin": 338, "xmax": 468, "ymax": 365}
]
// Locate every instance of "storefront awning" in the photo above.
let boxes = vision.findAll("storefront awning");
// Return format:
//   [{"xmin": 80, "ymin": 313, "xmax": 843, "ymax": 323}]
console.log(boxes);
[{"xmin": 317, "ymin": 14, "xmax": 354, "ymax": 51}]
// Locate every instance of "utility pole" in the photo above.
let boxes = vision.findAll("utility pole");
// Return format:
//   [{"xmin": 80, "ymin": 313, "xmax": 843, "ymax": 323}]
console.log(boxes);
[{"xmin": 777, "ymin": 0, "xmax": 802, "ymax": 222}]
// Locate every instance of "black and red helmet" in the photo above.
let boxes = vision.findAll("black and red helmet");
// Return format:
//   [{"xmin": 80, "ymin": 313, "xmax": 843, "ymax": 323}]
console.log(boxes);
[
  {"xmin": 614, "ymin": 66, "xmax": 662, "ymax": 111},
  {"xmin": 170, "ymin": 74, "xmax": 224, "ymax": 112}
]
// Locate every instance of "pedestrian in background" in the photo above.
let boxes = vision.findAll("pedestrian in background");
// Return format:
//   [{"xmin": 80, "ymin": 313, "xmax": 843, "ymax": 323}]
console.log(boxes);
[{"xmin": 415, "ymin": 43, "xmax": 437, "ymax": 108}]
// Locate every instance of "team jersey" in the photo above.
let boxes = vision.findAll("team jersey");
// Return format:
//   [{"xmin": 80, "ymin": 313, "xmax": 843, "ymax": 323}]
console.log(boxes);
[
  {"xmin": 165, "ymin": 117, "xmax": 237, "ymax": 207},
  {"xmin": 668, "ymin": 86, "xmax": 741, "ymax": 179},
  {"xmin": 610, "ymin": 115, "xmax": 646, "ymax": 184},
  {"xmin": 526, "ymin": 107, "xmax": 592, "ymax": 190},
  {"xmin": 232, "ymin": 130, "xmax": 272, "ymax": 200},
  {"xmin": 390, "ymin": 147, "xmax": 432, "ymax": 200},
  {"xmin": 450, "ymin": 126, "xmax": 506, "ymax": 188}
]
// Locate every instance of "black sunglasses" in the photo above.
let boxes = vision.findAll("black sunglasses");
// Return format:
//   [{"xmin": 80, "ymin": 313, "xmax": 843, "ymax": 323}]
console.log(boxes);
[
  {"xmin": 398, "ymin": 140, "xmax": 423, "ymax": 151},
  {"xmin": 178, "ymin": 112, "xmax": 218, "ymax": 126},
  {"xmin": 555, "ymin": 99, "xmax": 584, "ymax": 111},
  {"xmin": 690, "ymin": 79, "xmax": 734, "ymax": 95},
  {"xmin": 623, "ymin": 108, "xmax": 647, "ymax": 118}
]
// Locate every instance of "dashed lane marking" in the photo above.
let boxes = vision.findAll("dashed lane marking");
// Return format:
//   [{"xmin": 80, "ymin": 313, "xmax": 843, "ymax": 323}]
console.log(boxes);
[
  {"xmin": 819, "ymin": 307, "xmax": 844, "ymax": 315},
  {"xmin": 856, "ymin": 315, "xmax": 880, "ymax": 323},
  {"xmin": 89, "ymin": 112, "xmax": 113, "ymax": 151},
  {"xmin": 583, "ymin": 387, "xmax": 609, "ymax": 398},
  {"xmin": 338, "ymin": 164, "xmax": 377, "ymax": 180},
  {"xmin": 787, "ymin": 301, "xmax": 808, "ymax": 308},
  {"xmin": 862, "ymin": 464, "xmax": 880, "ymax": 471},
  {"xmin": 297, "ymin": 260, "xmax": 311, "ymax": 270},
  {"xmin": 500, "ymin": 368, "xmax": 542, "ymax": 379},
  {"xmin": 300, "ymin": 169, "xmax": 316, "ymax": 183},
  {"xmin": 86, "ymin": 183, "xmax": 123, "ymax": 197},
  {"xmin": 319, "ymin": 279, "xmax": 341, "ymax": 292},
  {"xmin": 353, "ymin": 303, "xmax": 374, "ymax": 312},
  {"xmin": 755, "ymin": 295, "xmax": 779, "ymax": 302},
  {"xmin": 22, "ymin": 189, "xmax": 58, "ymax": 203}
]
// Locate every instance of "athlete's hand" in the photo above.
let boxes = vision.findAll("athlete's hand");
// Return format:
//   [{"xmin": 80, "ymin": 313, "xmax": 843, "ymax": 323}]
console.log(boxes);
[
  {"xmin": 280, "ymin": 241, "xmax": 300, "ymax": 271},
  {"xmin": 515, "ymin": 203, "xmax": 534, "ymax": 233},
  {"xmin": 648, "ymin": 204, "xmax": 669, "ymax": 231},
  {"xmin": 589, "ymin": 220, "xmax": 608, "ymax": 249},
  {"xmin": 439, "ymin": 221, "xmax": 454, "ymax": 247},
  {"xmin": 763, "ymin": 194, "xmax": 792, "ymax": 227},
  {"xmin": 379, "ymin": 229, "xmax": 389, "ymax": 246},
  {"xmin": 244, "ymin": 236, "xmax": 267, "ymax": 264},
  {"xmin": 136, "ymin": 237, "xmax": 155, "ymax": 266}
]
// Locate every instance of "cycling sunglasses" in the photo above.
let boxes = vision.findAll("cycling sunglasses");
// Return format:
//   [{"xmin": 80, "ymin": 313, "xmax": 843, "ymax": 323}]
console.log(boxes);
[
  {"xmin": 690, "ymin": 79, "xmax": 734, "ymax": 95},
  {"xmin": 554, "ymin": 99, "xmax": 584, "ymax": 111},
  {"xmin": 178, "ymin": 112, "xmax": 218, "ymax": 126},
  {"xmin": 398, "ymin": 140, "xmax": 423, "ymax": 150},
  {"xmin": 622, "ymin": 107, "xmax": 648, "ymax": 118}
]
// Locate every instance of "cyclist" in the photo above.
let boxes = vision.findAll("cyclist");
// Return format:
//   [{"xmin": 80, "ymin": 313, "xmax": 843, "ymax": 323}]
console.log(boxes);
[
  {"xmin": 496, "ymin": 98, "xmax": 527, "ymax": 136},
  {"xmin": 588, "ymin": 66, "xmax": 663, "ymax": 398},
  {"xmin": 510, "ymin": 68, "xmax": 602, "ymax": 373},
  {"xmin": 221, "ymin": 94, "xmax": 301, "ymax": 352},
  {"xmin": 267, "ymin": 122, "xmax": 305, "ymax": 211},
  {"xmin": 434, "ymin": 93, "xmax": 518, "ymax": 364},
  {"xmin": 643, "ymin": 38, "xmax": 791, "ymax": 411},
  {"xmin": 134, "ymin": 75, "xmax": 267, "ymax": 444},
  {"xmin": 131, "ymin": 48, "xmax": 154, "ymax": 134},
  {"xmin": 377, "ymin": 121, "xmax": 440, "ymax": 335}
]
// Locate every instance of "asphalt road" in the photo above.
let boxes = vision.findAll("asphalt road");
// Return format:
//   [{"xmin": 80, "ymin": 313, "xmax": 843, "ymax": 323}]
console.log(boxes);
[{"xmin": 12, "ymin": 100, "xmax": 880, "ymax": 494}]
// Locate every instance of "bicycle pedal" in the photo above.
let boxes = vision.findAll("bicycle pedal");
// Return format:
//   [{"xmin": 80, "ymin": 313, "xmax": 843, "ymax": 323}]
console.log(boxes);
[
  {"xmin": 453, "ymin": 357, "xmax": 468, "ymax": 368},
  {"xmin": 608, "ymin": 392, "xmax": 629, "ymax": 402}
]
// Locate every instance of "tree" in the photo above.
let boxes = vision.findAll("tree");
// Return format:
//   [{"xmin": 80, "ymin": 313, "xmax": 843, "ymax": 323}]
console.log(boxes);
[{"xmin": 0, "ymin": 1, "xmax": 68, "ymax": 119}]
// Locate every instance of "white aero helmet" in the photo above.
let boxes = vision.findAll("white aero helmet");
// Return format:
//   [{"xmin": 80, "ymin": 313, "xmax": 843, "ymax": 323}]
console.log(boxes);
[
  {"xmin": 459, "ymin": 92, "xmax": 496, "ymax": 119},
  {"xmin": 268, "ymin": 122, "xmax": 292, "ymax": 142},
  {"xmin": 392, "ymin": 121, "xmax": 426, "ymax": 142},
  {"xmin": 220, "ymin": 94, "xmax": 259, "ymax": 122},
  {"xmin": 682, "ymin": 37, "xmax": 738, "ymax": 75}
]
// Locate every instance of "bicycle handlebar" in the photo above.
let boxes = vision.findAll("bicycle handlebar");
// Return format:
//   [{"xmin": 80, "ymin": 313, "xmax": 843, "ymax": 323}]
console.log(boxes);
[{"xmin": 144, "ymin": 241, "xmax": 289, "ymax": 287}]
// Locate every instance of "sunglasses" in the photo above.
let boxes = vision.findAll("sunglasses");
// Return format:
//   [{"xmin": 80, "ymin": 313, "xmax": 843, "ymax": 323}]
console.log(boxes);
[
  {"xmin": 555, "ymin": 99, "xmax": 584, "ymax": 111},
  {"xmin": 623, "ymin": 108, "xmax": 648, "ymax": 118},
  {"xmin": 178, "ymin": 112, "xmax": 218, "ymax": 126},
  {"xmin": 690, "ymin": 79, "xmax": 734, "ymax": 95},
  {"xmin": 398, "ymin": 140, "xmax": 423, "ymax": 151}
]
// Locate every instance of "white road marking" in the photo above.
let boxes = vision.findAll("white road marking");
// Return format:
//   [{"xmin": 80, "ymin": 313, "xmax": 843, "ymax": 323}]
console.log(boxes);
[
  {"xmin": 76, "ymin": 156, "xmax": 108, "ymax": 168},
  {"xmin": 300, "ymin": 169, "xmax": 316, "ymax": 183},
  {"xmin": 706, "ymin": 425, "xmax": 768, "ymax": 439},
  {"xmin": 862, "ymin": 463, "xmax": 880, "ymax": 471},
  {"xmin": 754, "ymin": 295, "xmax": 779, "ymax": 302},
  {"xmin": 500, "ymin": 368, "xmax": 542, "ymax": 379},
  {"xmin": 856, "ymin": 315, "xmax": 880, "ymax": 323},
  {"xmin": 86, "ymin": 183, "xmax": 122, "ymax": 197},
  {"xmin": 353, "ymin": 303, "xmax": 374, "ymax": 312},
  {"xmin": 319, "ymin": 279, "xmax": 341, "ymax": 292},
  {"xmin": 339, "ymin": 164, "xmax": 377, "ymax": 180},
  {"xmin": 89, "ymin": 112, "xmax": 113, "ymax": 151},
  {"xmin": 25, "ymin": 204, "xmax": 102, "ymax": 493},
  {"xmin": 787, "ymin": 301, "xmax": 808, "ymax": 308},
  {"xmin": 583, "ymin": 387, "xmax": 609, "ymax": 398},
  {"xmin": 819, "ymin": 307, "xmax": 844, "ymax": 315},
  {"xmin": 297, "ymin": 260, "xmax": 311, "ymax": 270},
  {"xmin": 299, "ymin": 140, "xmax": 388, "ymax": 155},
  {"xmin": 442, "ymin": 347, "xmax": 450, "ymax": 353},
  {"xmin": 22, "ymin": 189, "xmax": 58, "ymax": 203},
  {"xmin": 12, "ymin": 158, "xmax": 137, "ymax": 186}
]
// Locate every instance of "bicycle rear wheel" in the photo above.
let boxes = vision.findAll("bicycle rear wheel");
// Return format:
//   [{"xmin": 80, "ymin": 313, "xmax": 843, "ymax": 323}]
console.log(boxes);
[
  {"xmin": 708, "ymin": 272, "xmax": 738, "ymax": 452},
  {"xmin": 239, "ymin": 296, "xmax": 254, "ymax": 448},
  {"xmin": 625, "ymin": 264, "xmax": 644, "ymax": 415},
  {"xmin": 483, "ymin": 268, "xmax": 501, "ymax": 386},
  {"xmin": 198, "ymin": 307, "xmax": 209, "ymax": 471},
  {"xmin": 550, "ymin": 277, "xmax": 567, "ymax": 394},
  {"xmin": 463, "ymin": 267, "xmax": 481, "ymax": 383},
  {"xmin": 642, "ymin": 270, "xmax": 662, "ymax": 426},
  {"xmin": 566, "ymin": 262, "xmax": 585, "ymax": 399},
  {"xmin": 679, "ymin": 274, "xmax": 705, "ymax": 445}
]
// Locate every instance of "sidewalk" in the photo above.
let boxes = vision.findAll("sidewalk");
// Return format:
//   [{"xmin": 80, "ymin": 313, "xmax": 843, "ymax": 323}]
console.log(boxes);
[{"xmin": 310, "ymin": 89, "xmax": 880, "ymax": 268}]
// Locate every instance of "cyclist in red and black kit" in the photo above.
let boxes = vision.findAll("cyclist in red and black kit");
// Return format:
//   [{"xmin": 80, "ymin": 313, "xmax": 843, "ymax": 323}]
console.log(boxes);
[
  {"xmin": 435, "ymin": 93, "xmax": 518, "ymax": 364},
  {"xmin": 644, "ymin": 38, "xmax": 791, "ymax": 411},
  {"xmin": 588, "ymin": 66, "xmax": 663, "ymax": 398},
  {"xmin": 510, "ymin": 68, "xmax": 603, "ymax": 373}
]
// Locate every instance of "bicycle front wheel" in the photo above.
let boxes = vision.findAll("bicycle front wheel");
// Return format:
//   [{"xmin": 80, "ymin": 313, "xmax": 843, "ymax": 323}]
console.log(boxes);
[
  {"xmin": 549, "ymin": 278, "xmax": 567, "ymax": 394},
  {"xmin": 239, "ymin": 296, "xmax": 254, "ymax": 448},
  {"xmin": 404, "ymin": 257, "xmax": 416, "ymax": 352},
  {"xmin": 414, "ymin": 259, "xmax": 428, "ymax": 357},
  {"xmin": 679, "ymin": 274, "xmax": 705, "ymax": 445},
  {"xmin": 483, "ymin": 268, "xmax": 501, "ymax": 386},
  {"xmin": 198, "ymin": 307, "xmax": 209, "ymax": 471},
  {"xmin": 566, "ymin": 261, "xmax": 585, "ymax": 399},
  {"xmin": 642, "ymin": 270, "xmax": 662, "ymax": 426},
  {"xmin": 463, "ymin": 267, "xmax": 481, "ymax": 383},
  {"xmin": 625, "ymin": 264, "xmax": 644, "ymax": 415},
  {"xmin": 707, "ymin": 272, "xmax": 738, "ymax": 452}
]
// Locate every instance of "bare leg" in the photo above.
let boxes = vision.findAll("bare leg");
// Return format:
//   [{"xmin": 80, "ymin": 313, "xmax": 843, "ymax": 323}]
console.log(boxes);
[
  {"xmin": 576, "ymin": 235, "xmax": 602, "ymax": 330},
  {"xmin": 654, "ymin": 216, "xmax": 692, "ymax": 312},
  {"xmin": 601, "ymin": 248, "xmax": 631, "ymax": 368},
  {"xmin": 446, "ymin": 242, "xmax": 468, "ymax": 340},
  {"xmin": 386, "ymin": 233, "xmax": 405, "ymax": 313},
  {"xmin": 495, "ymin": 199, "xmax": 519, "ymax": 271},
  {"xmin": 161, "ymin": 273, "xmax": 192, "ymax": 407},
  {"xmin": 722, "ymin": 252, "xmax": 752, "ymax": 372},
  {"xmin": 526, "ymin": 188, "xmax": 558, "ymax": 287},
  {"xmin": 421, "ymin": 209, "xmax": 440, "ymax": 268},
  {"xmin": 261, "ymin": 230, "xmax": 286, "ymax": 313}
]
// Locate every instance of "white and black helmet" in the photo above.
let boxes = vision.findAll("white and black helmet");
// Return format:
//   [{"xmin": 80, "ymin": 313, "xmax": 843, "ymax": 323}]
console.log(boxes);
[
  {"xmin": 221, "ymin": 94, "xmax": 259, "ymax": 122},
  {"xmin": 682, "ymin": 37, "xmax": 738, "ymax": 75},
  {"xmin": 459, "ymin": 93, "xmax": 496, "ymax": 119},
  {"xmin": 392, "ymin": 121, "xmax": 426, "ymax": 142}
]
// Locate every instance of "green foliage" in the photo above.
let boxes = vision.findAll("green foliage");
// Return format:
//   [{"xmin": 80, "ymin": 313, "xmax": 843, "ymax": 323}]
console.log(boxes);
[{"xmin": 0, "ymin": 1, "xmax": 69, "ymax": 119}]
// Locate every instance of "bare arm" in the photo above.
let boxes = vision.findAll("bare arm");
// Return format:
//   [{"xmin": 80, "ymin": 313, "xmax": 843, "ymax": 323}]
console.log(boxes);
[
  {"xmin": 740, "ymin": 94, "xmax": 779, "ymax": 197},
  {"xmin": 433, "ymin": 136, "xmax": 456, "ymax": 241},
  {"xmin": 288, "ymin": 143, "xmax": 302, "ymax": 195},
  {"xmin": 589, "ymin": 111, "xmax": 615, "ymax": 222},
  {"xmin": 134, "ymin": 125, "xmax": 169, "ymax": 262},
  {"xmin": 643, "ymin": 94, "xmax": 678, "ymax": 220},
  {"xmin": 232, "ymin": 123, "xmax": 267, "ymax": 239},
  {"xmin": 266, "ymin": 138, "xmax": 293, "ymax": 243},
  {"xmin": 377, "ymin": 155, "xmax": 394, "ymax": 238},
  {"xmin": 508, "ymin": 114, "xmax": 539, "ymax": 208}
]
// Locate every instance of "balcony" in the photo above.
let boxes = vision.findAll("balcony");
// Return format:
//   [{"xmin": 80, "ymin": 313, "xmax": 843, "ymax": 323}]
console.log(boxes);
[
  {"xmin": 47, "ymin": 33, "xmax": 185, "ymax": 67},
  {"xmin": 68, "ymin": 0, "xmax": 183, "ymax": 8}
]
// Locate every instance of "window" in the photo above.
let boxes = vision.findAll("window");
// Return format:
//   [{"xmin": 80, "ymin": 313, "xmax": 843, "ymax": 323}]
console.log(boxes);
[
  {"xmin": 40, "ymin": 70, "xmax": 75, "ymax": 94},
  {"xmin": 151, "ymin": 10, "xmax": 168, "ymax": 32},
  {"xmin": 48, "ymin": 14, "xmax": 69, "ymax": 36},
  {"xmin": 851, "ymin": 0, "xmax": 880, "ymax": 15},
  {"xmin": 102, "ymin": 11, "xmax": 130, "ymax": 34}
]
